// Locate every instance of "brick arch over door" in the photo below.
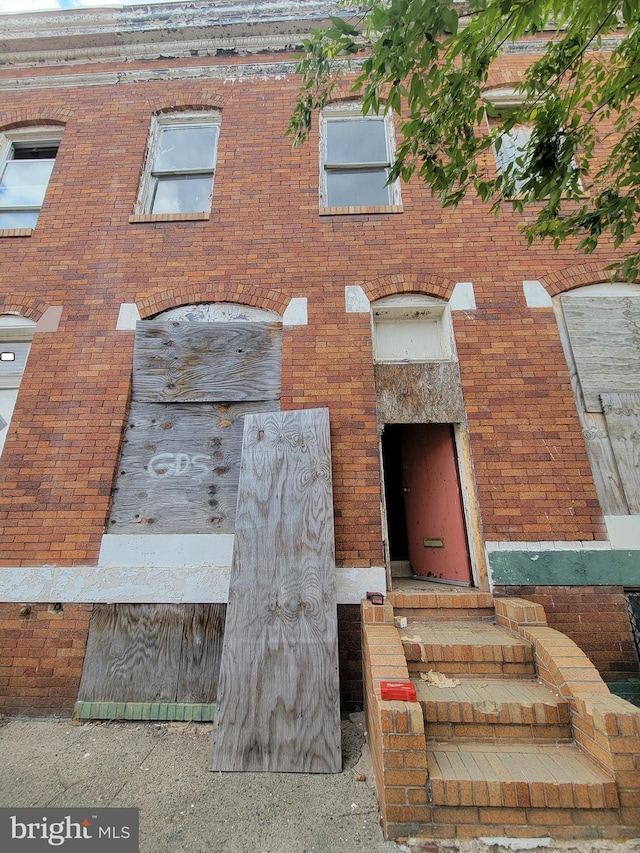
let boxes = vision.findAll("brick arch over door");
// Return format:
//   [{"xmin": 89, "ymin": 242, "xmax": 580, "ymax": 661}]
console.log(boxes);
[
  {"xmin": 136, "ymin": 285, "xmax": 289, "ymax": 320},
  {"xmin": 366, "ymin": 272, "xmax": 456, "ymax": 303}
]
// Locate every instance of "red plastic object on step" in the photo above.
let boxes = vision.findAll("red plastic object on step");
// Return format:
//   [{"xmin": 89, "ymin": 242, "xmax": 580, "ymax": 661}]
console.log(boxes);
[{"xmin": 380, "ymin": 680, "xmax": 417, "ymax": 702}]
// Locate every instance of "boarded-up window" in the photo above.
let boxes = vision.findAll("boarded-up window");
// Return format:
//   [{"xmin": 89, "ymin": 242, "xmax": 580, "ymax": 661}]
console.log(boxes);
[
  {"xmin": 107, "ymin": 318, "xmax": 282, "ymax": 534},
  {"xmin": 562, "ymin": 297, "xmax": 640, "ymax": 413},
  {"xmin": 556, "ymin": 291, "xmax": 640, "ymax": 517}
]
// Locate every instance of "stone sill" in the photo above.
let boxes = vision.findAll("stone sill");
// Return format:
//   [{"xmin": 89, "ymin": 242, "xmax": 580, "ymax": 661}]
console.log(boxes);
[
  {"xmin": 0, "ymin": 228, "xmax": 33, "ymax": 237},
  {"xmin": 129, "ymin": 212, "xmax": 210, "ymax": 223},
  {"xmin": 319, "ymin": 205, "xmax": 403, "ymax": 216}
]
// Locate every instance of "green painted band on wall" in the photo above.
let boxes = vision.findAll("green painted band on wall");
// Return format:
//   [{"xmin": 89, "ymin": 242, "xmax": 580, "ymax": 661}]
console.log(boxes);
[
  {"xmin": 489, "ymin": 549, "xmax": 640, "ymax": 586},
  {"xmin": 74, "ymin": 701, "xmax": 216, "ymax": 722}
]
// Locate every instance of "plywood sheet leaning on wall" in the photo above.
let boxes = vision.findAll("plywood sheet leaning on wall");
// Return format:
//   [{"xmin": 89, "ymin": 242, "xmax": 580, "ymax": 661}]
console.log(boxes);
[
  {"xmin": 209, "ymin": 407, "xmax": 341, "ymax": 773},
  {"xmin": 562, "ymin": 297, "xmax": 640, "ymax": 412}
]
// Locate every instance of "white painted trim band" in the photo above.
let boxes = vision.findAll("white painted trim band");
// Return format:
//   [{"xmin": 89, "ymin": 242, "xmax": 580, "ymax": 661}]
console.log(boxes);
[
  {"xmin": 0, "ymin": 564, "xmax": 386, "ymax": 605},
  {"xmin": 486, "ymin": 540, "xmax": 612, "ymax": 552}
]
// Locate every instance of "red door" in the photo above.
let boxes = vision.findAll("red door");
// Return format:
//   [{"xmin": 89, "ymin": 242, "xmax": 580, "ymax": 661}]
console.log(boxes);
[{"xmin": 401, "ymin": 423, "xmax": 471, "ymax": 584}]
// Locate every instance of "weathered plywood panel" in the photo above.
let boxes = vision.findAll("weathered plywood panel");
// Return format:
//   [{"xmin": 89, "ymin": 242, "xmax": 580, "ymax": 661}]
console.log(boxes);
[
  {"xmin": 78, "ymin": 604, "xmax": 225, "ymax": 704},
  {"xmin": 562, "ymin": 297, "xmax": 640, "ymax": 412},
  {"xmin": 209, "ymin": 408, "xmax": 341, "ymax": 773},
  {"xmin": 132, "ymin": 320, "xmax": 282, "ymax": 402},
  {"xmin": 601, "ymin": 392, "xmax": 640, "ymax": 514},
  {"xmin": 78, "ymin": 604, "xmax": 185, "ymax": 703},
  {"xmin": 177, "ymin": 604, "xmax": 226, "ymax": 703},
  {"xmin": 107, "ymin": 400, "xmax": 277, "ymax": 534},
  {"xmin": 374, "ymin": 361, "xmax": 465, "ymax": 425},
  {"xmin": 555, "ymin": 301, "xmax": 629, "ymax": 515}
]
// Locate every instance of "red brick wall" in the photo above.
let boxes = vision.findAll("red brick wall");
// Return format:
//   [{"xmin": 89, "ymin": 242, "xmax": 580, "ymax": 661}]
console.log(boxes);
[
  {"xmin": 0, "ymin": 48, "xmax": 628, "ymax": 712},
  {"xmin": 496, "ymin": 586, "xmax": 640, "ymax": 682},
  {"xmin": 454, "ymin": 303, "xmax": 605, "ymax": 543},
  {"xmin": 0, "ymin": 603, "xmax": 91, "ymax": 716}
]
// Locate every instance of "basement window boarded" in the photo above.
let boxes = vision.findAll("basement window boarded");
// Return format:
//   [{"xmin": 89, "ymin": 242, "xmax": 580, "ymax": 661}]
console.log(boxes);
[
  {"xmin": 133, "ymin": 112, "xmax": 221, "ymax": 221},
  {"xmin": 0, "ymin": 129, "xmax": 61, "ymax": 231}
]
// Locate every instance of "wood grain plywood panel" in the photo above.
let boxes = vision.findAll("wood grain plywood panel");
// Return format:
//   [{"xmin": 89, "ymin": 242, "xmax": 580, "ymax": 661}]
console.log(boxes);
[{"xmin": 209, "ymin": 408, "xmax": 341, "ymax": 773}]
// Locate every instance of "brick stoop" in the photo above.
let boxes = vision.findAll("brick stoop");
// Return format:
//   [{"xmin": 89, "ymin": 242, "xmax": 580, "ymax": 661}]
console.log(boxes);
[{"xmin": 361, "ymin": 589, "xmax": 640, "ymax": 842}]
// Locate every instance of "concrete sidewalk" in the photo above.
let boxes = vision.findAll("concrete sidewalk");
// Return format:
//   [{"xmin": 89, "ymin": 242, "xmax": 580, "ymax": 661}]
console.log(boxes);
[
  {"xmin": 1, "ymin": 715, "xmax": 638, "ymax": 853},
  {"xmin": 0, "ymin": 714, "xmax": 403, "ymax": 853}
]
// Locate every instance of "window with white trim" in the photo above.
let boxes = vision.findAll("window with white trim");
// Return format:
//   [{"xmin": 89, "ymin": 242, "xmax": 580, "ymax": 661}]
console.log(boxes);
[
  {"xmin": 136, "ymin": 112, "xmax": 221, "ymax": 216},
  {"xmin": 320, "ymin": 104, "xmax": 400, "ymax": 209},
  {"xmin": 0, "ymin": 128, "xmax": 61, "ymax": 230},
  {"xmin": 486, "ymin": 88, "xmax": 579, "ymax": 195},
  {"xmin": 0, "ymin": 314, "xmax": 36, "ymax": 456},
  {"xmin": 493, "ymin": 124, "xmax": 533, "ymax": 192}
]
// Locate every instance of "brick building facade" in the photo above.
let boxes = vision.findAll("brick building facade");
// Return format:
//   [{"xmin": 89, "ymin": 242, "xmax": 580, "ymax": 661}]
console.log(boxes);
[{"xmin": 0, "ymin": 1, "xmax": 638, "ymax": 718}]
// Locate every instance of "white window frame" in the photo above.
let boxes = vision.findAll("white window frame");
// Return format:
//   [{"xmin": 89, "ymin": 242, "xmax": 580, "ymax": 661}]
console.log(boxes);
[
  {"xmin": 485, "ymin": 88, "xmax": 580, "ymax": 194},
  {"xmin": 0, "ymin": 314, "xmax": 36, "ymax": 456},
  {"xmin": 319, "ymin": 103, "xmax": 401, "ymax": 209},
  {"xmin": 0, "ymin": 127, "xmax": 62, "ymax": 230},
  {"xmin": 135, "ymin": 111, "xmax": 221, "ymax": 216}
]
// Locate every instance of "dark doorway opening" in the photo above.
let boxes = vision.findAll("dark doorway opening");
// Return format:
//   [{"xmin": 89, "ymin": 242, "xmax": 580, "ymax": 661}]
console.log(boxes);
[
  {"xmin": 381, "ymin": 424, "xmax": 409, "ymax": 563},
  {"xmin": 381, "ymin": 422, "xmax": 472, "ymax": 585}
]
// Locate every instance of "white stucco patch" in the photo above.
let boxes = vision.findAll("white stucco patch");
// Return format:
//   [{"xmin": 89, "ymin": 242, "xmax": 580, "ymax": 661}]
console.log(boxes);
[
  {"xmin": 485, "ymin": 540, "xmax": 611, "ymax": 551},
  {"xmin": 282, "ymin": 297, "xmax": 308, "ymax": 327},
  {"xmin": 0, "ymin": 560, "xmax": 386, "ymax": 605},
  {"xmin": 98, "ymin": 534, "xmax": 234, "ymax": 568},
  {"xmin": 449, "ymin": 282, "xmax": 476, "ymax": 310},
  {"xmin": 523, "ymin": 280, "xmax": 552, "ymax": 308},
  {"xmin": 345, "ymin": 285, "xmax": 370, "ymax": 313},
  {"xmin": 604, "ymin": 516, "xmax": 640, "ymax": 549},
  {"xmin": 116, "ymin": 303, "xmax": 141, "ymax": 330},
  {"xmin": 35, "ymin": 306, "xmax": 63, "ymax": 334}
]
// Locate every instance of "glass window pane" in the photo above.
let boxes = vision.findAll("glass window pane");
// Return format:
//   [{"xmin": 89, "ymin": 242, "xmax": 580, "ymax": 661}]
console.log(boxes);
[
  {"xmin": 326, "ymin": 168, "xmax": 391, "ymax": 207},
  {"xmin": 0, "ymin": 160, "xmax": 54, "ymax": 208},
  {"xmin": 0, "ymin": 210, "xmax": 39, "ymax": 229},
  {"xmin": 155, "ymin": 125, "xmax": 218, "ymax": 172},
  {"xmin": 151, "ymin": 174, "xmax": 214, "ymax": 214},
  {"xmin": 326, "ymin": 119, "xmax": 388, "ymax": 165}
]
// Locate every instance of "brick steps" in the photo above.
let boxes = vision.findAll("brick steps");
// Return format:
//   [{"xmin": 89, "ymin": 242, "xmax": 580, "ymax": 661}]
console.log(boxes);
[
  {"xmin": 427, "ymin": 742, "xmax": 619, "ymax": 810},
  {"xmin": 414, "ymin": 676, "xmax": 572, "ymax": 742},
  {"xmin": 402, "ymin": 621, "xmax": 536, "ymax": 678},
  {"xmin": 362, "ymin": 591, "xmax": 640, "ymax": 841}
]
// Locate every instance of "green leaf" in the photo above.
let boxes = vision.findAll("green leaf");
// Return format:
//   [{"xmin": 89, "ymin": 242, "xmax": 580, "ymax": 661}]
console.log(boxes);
[
  {"xmin": 441, "ymin": 6, "xmax": 459, "ymax": 35},
  {"xmin": 328, "ymin": 16, "xmax": 360, "ymax": 37}
]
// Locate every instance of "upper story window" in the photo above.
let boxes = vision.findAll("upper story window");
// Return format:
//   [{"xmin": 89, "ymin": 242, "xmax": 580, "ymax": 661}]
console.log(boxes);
[
  {"xmin": 484, "ymin": 90, "xmax": 532, "ymax": 193},
  {"xmin": 320, "ymin": 104, "xmax": 401, "ymax": 211},
  {"xmin": 135, "ymin": 112, "xmax": 221, "ymax": 217},
  {"xmin": 0, "ymin": 128, "xmax": 61, "ymax": 230},
  {"xmin": 485, "ymin": 88, "xmax": 579, "ymax": 196}
]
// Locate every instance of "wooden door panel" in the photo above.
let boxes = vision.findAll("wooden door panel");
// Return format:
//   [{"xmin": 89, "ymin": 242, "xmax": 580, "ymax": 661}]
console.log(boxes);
[{"xmin": 401, "ymin": 424, "xmax": 471, "ymax": 584}]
